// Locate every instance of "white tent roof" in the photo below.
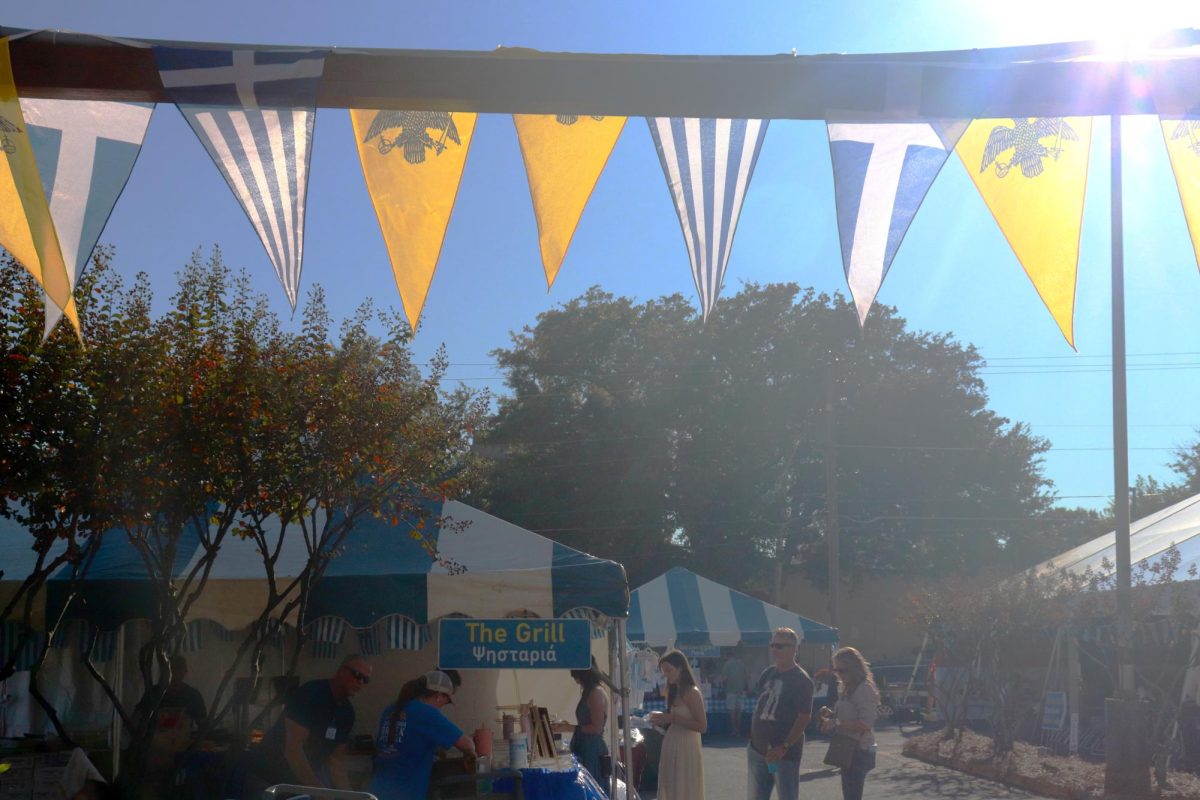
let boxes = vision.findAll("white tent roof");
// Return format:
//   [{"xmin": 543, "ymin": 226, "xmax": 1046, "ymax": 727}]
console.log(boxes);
[{"xmin": 1033, "ymin": 493, "xmax": 1200, "ymax": 580}]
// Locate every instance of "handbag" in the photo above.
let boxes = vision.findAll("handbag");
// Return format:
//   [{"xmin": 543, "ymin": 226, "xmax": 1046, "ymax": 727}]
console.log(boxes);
[{"xmin": 823, "ymin": 732, "xmax": 859, "ymax": 770}]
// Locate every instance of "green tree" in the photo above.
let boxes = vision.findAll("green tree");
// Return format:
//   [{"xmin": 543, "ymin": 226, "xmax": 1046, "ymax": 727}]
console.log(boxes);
[
  {"xmin": 481, "ymin": 283, "xmax": 1059, "ymax": 590},
  {"xmin": 1, "ymin": 247, "xmax": 488, "ymax": 788}
]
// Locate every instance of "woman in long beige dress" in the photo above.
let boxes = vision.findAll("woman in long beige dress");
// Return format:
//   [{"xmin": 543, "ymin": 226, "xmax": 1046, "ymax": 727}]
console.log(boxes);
[{"xmin": 649, "ymin": 649, "xmax": 707, "ymax": 800}]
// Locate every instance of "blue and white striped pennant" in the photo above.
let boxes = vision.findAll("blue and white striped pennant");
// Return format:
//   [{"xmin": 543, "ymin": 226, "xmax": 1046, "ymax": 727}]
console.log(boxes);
[
  {"xmin": 153, "ymin": 47, "xmax": 326, "ymax": 309},
  {"xmin": 307, "ymin": 616, "xmax": 346, "ymax": 659},
  {"xmin": 21, "ymin": 99, "xmax": 154, "ymax": 336},
  {"xmin": 826, "ymin": 121, "xmax": 967, "ymax": 325},
  {"xmin": 647, "ymin": 117, "xmax": 768, "ymax": 320}
]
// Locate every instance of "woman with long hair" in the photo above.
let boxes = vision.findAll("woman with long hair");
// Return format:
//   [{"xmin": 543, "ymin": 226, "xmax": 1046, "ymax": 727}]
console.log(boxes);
[
  {"xmin": 817, "ymin": 647, "xmax": 879, "ymax": 800},
  {"xmin": 552, "ymin": 659, "xmax": 609, "ymax": 784},
  {"xmin": 649, "ymin": 650, "xmax": 707, "ymax": 800}
]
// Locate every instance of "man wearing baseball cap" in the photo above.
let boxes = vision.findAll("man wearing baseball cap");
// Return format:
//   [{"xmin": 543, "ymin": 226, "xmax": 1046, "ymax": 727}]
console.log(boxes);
[{"xmin": 370, "ymin": 670, "xmax": 476, "ymax": 800}]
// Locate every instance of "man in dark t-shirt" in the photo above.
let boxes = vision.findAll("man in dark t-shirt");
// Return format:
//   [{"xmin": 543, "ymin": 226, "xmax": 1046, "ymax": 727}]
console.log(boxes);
[
  {"xmin": 748, "ymin": 628, "xmax": 813, "ymax": 800},
  {"xmin": 244, "ymin": 654, "xmax": 372, "ymax": 796}
]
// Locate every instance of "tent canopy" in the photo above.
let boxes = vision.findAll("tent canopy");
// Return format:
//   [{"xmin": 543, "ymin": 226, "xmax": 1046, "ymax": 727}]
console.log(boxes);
[
  {"xmin": 627, "ymin": 567, "xmax": 837, "ymax": 648},
  {"xmin": 1, "ymin": 500, "xmax": 627, "ymax": 633},
  {"xmin": 1033, "ymin": 492, "xmax": 1200, "ymax": 581}
]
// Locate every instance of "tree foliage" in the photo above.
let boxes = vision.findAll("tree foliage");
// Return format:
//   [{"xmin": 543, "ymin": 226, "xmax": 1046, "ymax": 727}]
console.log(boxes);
[
  {"xmin": 1, "ymin": 247, "xmax": 488, "ymax": 781},
  {"xmin": 480, "ymin": 284, "xmax": 1066, "ymax": 590}
]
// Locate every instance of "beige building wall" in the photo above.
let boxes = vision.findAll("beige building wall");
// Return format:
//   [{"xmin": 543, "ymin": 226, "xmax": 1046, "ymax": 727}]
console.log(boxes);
[{"xmin": 781, "ymin": 574, "xmax": 926, "ymax": 665}]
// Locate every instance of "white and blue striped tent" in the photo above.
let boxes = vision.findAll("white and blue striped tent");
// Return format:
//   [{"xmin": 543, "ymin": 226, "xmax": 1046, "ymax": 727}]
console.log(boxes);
[
  {"xmin": 0, "ymin": 500, "xmax": 628, "ymax": 655},
  {"xmin": 628, "ymin": 567, "xmax": 837, "ymax": 648}
]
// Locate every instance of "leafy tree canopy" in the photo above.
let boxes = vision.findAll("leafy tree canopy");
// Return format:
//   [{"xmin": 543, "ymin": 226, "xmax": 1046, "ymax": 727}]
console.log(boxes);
[{"xmin": 479, "ymin": 284, "xmax": 1086, "ymax": 590}]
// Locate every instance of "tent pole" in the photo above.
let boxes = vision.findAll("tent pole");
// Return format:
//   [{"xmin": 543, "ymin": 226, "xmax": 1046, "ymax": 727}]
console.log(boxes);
[
  {"xmin": 1067, "ymin": 626, "xmax": 1080, "ymax": 756},
  {"xmin": 904, "ymin": 633, "xmax": 928, "ymax": 707},
  {"xmin": 1110, "ymin": 111, "xmax": 1134, "ymax": 697},
  {"xmin": 607, "ymin": 623, "xmax": 619, "ymax": 799},
  {"xmin": 615, "ymin": 618, "xmax": 633, "ymax": 800},
  {"xmin": 111, "ymin": 625, "xmax": 126, "ymax": 779}
]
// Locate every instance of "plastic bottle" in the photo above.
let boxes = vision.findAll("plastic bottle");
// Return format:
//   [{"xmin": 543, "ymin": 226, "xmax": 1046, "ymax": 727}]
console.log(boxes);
[
  {"xmin": 509, "ymin": 732, "xmax": 528, "ymax": 769},
  {"xmin": 476, "ymin": 754, "xmax": 492, "ymax": 796}
]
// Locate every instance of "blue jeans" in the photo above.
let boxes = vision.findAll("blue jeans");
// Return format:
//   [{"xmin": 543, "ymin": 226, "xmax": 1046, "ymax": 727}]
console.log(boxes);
[
  {"xmin": 839, "ymin": 746, "xmax": 876, "ymax": 800},
  {"xmin": 747, "ymin": 745, "xmax": 799, "ymax": 800}
]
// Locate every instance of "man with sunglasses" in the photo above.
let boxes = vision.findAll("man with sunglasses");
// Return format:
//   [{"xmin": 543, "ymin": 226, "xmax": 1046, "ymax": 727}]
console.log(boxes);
[
  {"xmin": 748, "ymin": 628, "xmax": 813, "ymax": 800},
  {"xmin": 245, "ymin": 654, "xmax": 373, "ymax": 796}
]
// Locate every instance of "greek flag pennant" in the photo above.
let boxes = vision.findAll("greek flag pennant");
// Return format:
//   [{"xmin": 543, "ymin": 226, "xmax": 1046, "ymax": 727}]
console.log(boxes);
[
  {"xmin": 648, "ymin": 117, "xmax": 768, "ymax": 320},
  {"xmin": 0, "ymin": 39, "xmax": 73, "ymax": 327},
  {"xmin": 154, "ymin": 47, "xmax": 326, "ymax": 309},
  {"xmin": 350, "ymin": 109, "xmax": 477, "ymax": 331},
  {"xmin": 21, "ymin": 99, "xmax": 154, "ymax": 337},
  {"xmin": 956, "ymin": 118, "xmax": 1093, "ymax": 348},
  {"xmin": 513, "ymin": 114, "xmax": 626, "ymax": 289},
  {"xmin": 827, "ymin": 121, "xmax": 967, "ymax": 325}
]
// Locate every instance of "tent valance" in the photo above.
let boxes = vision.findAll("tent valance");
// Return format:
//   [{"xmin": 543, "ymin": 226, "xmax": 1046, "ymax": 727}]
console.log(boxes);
[
  {"xmin": 628, "ymin": 567, "xmax": 837, "ymax": 648},
  {"xmin": 0, "ymin": 499, "xmax": 628, "ymax": 635}
]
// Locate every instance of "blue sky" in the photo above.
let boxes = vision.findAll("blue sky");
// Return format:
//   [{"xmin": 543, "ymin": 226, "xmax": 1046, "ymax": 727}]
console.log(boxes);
[{"xmin": 8, "ymin": 1, "xmax": 1200, "ymax": 511}]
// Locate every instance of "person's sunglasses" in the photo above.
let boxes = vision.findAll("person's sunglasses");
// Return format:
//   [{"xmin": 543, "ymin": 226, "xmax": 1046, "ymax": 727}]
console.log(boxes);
[
  {"xmin": 769, "ymin": 642, "xmax": 791, "ymax": 649},
  {"xmin": 344, "ymin": 666, "xmax": 371, "ymax": 685}
]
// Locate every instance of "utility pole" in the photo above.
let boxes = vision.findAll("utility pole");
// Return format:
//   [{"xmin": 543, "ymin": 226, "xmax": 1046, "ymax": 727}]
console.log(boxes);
[
  {"xmin": 825, "ymin": 364, "xmax": 840, "ymax": 631},
  {"xmin": 1105, "ymin": 110, "xmax": 1148, "ymax": 797}
]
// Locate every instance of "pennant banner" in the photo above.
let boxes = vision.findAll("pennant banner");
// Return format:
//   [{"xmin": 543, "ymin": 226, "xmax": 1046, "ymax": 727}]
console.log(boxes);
[
  {"xmin": 648, "ymin": 117, "xmax": 768, "ymax": 321},
  {"xmin": 1153, "ymin": 76, "xmax": 1200, "ymax": 276},
  {"xmin": 957, "ymin": 117, "xmax": 1093, "ymax": 347},
  {"xmin": 154, "ymin": 47, "xmax": 325, "ymax": 309},
  {"xmin": 21, "ymin": 99, "xmax": 154, "ymax": 335},
  {"xmin": 0, "ymin": 38, "xmax": 73, "ymax": 323},
  {"xmin": 827, "ymin": 121, "xmax": 967, "ymax": 325},
  {"xmin": 351, "ymin": 109, "xmax": 477, "ymax": 330},
  {"xmin": 514, "ymin": 113, "xmax": 626, "ymax": 288}
]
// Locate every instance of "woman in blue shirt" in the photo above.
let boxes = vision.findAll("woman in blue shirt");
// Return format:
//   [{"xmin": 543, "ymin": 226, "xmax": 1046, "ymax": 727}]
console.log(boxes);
[{"xmin": 370, "ymin": 671, "xmax": 476, "ymax": 800}]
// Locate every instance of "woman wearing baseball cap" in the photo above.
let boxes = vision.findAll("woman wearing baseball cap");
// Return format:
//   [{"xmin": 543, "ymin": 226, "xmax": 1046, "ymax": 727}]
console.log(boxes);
[{"xmin": 370, "ymin": 670, "xmax": 476, "ymax": 800}]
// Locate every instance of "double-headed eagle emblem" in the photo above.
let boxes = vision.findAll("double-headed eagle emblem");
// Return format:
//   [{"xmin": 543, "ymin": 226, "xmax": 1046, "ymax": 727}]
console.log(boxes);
[
  {"xmin": 362, "ymin": 111, "xmax": 461, "ymax": 164},
  {"xmin": 0, "ymin": 114, "xmax": 21, "ymax": 155},
  {"xmin": 1170, "ymin": 120, "xmax": 1200, "ymax": 156},
  {"xmin": 555, "ymin": 114, "xmax": 606, "ymax": 126},
  {"xmin": 980, "ymin": 118, "xmax": 1078, "ymax": 178}
]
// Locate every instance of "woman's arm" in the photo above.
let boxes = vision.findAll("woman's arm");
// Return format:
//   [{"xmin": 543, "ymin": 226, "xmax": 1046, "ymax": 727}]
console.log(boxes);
[
  {"xmin": 682, "ymin": 686, "xmax": 708, "ymax": 733},
  {"xmin": 834, "ymin": 684, "xmax": 878, "ymax": 736}
]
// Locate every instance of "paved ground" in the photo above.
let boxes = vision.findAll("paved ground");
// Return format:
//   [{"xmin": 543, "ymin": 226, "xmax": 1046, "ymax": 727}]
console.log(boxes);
[{"xmin": 638, "ymin": 724, "xmax": 1039, "ymax": 800}]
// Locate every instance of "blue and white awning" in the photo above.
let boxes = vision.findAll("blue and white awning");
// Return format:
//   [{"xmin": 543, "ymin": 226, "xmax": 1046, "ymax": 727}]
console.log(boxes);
[
  {"xmin": 0, "ymin": 500, "xmax": 627, "ymax": 637},
  {"xmin": 628, "ymin": 567, "xmax": 837, "ymax": 647}
]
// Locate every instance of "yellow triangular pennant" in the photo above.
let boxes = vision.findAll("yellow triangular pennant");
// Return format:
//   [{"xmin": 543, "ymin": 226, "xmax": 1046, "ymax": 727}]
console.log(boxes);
[
  {"xmin": 513, "ymin": 113, "xmax": 625, "ymax": 288},
  {"xmin": 957, "ymin": 117, "xmax": 1092, "ymax": 347},
  {"xmin": 350, "ymin": 109, "xmax": 476, "ymax": 331},
  {"xmin": 1159, "ymin": 119, "xmax": 1200, "ymax": 272},
  {"xmin": 0, "ymin": 38, "xmax": 75, "ymax": 332}
]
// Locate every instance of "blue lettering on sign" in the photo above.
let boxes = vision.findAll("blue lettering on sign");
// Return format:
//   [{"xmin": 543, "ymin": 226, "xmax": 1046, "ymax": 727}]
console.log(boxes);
[{"xmin": 438, "ymin": 619, "xmax": 592, "ymax": 670}]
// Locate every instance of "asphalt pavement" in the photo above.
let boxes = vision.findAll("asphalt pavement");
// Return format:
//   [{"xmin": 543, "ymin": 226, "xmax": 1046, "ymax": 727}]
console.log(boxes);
[{"xmin": 638, "ymin": 724, "xmax": 1038, "ymax": 800}]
